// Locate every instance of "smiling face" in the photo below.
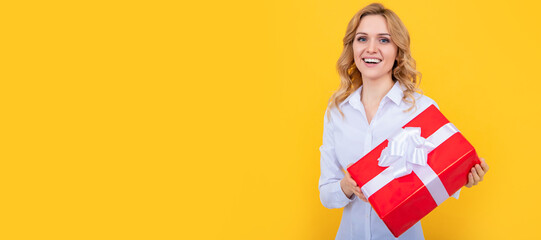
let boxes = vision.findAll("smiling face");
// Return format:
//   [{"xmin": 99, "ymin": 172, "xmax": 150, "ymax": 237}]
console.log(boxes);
[{"xmin": 353, "ymin": 14, "xmax": 398, "ymax": 82}]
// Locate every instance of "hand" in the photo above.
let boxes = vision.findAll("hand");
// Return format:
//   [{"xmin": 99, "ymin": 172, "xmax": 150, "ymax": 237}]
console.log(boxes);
[
  {"xmin": 340, "ymin": 164, "xmax": 368, "ymax": 202},
  {"xmin": 465, "ymin": 158, "xmax": 489, "ymax": 188}
]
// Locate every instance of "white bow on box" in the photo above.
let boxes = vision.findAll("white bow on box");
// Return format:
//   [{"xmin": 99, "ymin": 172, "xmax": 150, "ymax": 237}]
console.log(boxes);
[
  {"xmin": 377, "ymin": 127, "xmax": 436, "ymax": 179},
  {"xmin": 361, "ymin": 123, "xmax": 460, "ymax": 206}
]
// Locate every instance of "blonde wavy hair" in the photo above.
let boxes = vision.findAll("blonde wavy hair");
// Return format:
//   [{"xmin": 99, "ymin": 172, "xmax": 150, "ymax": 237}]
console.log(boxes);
[{"xmin": 328, "ymin": 3, "xmax": 422, "ymax": 120}]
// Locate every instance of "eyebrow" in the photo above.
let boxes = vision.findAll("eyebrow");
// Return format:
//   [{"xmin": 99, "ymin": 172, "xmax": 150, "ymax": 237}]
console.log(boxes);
[{"xmin": 355, "ymin": 32, "xmax": 391, "ymax": 36}]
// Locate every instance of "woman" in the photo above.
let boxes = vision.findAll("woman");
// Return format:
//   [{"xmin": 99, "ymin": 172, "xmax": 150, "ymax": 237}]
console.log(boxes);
[{"xmin": 318, "ymin": 3, "xmax": 489, "ymax": 239}]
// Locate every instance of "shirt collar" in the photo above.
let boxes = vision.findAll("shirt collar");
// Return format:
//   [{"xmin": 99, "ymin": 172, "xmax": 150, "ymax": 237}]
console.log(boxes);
[
  {"xmin": 339, "ymin": 85, "xmax": 362, "ymax": 108},
  {"xmin": 386, "ymin": 81, "xmax": 404, "ymax": 106},
  {"xmin": 339, "ymin": 81, "xmax": 404, "ymax": 108}
]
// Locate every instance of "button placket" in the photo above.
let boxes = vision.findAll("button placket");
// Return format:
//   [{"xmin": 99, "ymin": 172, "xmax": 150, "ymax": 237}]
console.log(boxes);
[
  {"xmin": 365, "ymin": 203, "xmax": 371, "ymax": 239},
  {"xmin": 364, "ymin": 131, "xmax": 372, "ymax": 155}
]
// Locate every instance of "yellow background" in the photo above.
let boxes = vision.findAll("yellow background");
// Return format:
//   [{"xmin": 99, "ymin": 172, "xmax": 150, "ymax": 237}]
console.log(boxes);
[{"xmin": 1, "ymin": 0, "xmax": 540, "ymax": 239}]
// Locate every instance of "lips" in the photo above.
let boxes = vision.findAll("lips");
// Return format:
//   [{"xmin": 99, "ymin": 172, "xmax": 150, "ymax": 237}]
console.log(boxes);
[{"xmin": 362, "ymin": 58, "xmax": 382, "ymax": 64}]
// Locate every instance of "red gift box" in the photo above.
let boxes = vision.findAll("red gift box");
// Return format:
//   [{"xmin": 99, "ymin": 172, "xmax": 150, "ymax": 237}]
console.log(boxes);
[{"xmin": 347, "ymin": 105, "xmax": 480, "ymax": 237}]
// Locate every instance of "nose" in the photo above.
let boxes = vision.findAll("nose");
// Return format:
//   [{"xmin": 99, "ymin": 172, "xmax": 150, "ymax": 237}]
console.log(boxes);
[{"xmin": 367, "ymin": 39, "xmax": 377, "ymax": 53}]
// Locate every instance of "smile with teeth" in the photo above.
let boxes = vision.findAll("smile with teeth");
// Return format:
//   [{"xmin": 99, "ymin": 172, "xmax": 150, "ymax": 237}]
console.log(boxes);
[{"xmin": 363, "ymin": 58, "xmax": 382, "ymax": 64}]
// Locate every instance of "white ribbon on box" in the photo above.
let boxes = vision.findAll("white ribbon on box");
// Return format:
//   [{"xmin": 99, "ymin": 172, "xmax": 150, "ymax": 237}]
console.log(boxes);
[{"xmin": 360, "ymin": 123, "xmax": 459, "ymax": 205}]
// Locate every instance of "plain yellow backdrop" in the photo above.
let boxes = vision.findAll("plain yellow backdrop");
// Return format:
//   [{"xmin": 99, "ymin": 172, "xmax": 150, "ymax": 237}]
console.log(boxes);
[{"xmin": 1, "ymin": 0, "xmax": 540, "ymax": 239}]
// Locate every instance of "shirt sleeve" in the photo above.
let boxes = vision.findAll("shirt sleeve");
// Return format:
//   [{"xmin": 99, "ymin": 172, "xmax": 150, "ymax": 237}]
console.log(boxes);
[
  {"xmin": 318, "ymin": 108, "xmax": 355, "ymax": 209},
  {"xmin": 433, "ymin": 101, "xmax": 440, "ymax": 110}
]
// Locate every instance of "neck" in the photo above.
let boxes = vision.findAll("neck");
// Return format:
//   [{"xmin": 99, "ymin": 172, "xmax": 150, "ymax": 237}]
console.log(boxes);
[{"xmin": 361, "ymin": 75, "xmax": 395, "ymax": 105}]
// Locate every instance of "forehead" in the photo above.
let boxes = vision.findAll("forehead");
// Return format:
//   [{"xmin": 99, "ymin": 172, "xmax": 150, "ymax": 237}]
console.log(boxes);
[{"xmin": 356, "ymin": 15, "xmax": 389, "ymax": 34}]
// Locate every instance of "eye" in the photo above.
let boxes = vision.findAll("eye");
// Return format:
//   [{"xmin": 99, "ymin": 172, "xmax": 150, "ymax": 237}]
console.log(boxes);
[
  {"xmin": 380, "ymin": 38, "xmax": 390, "ymax": 43},
  {"xmin": 357, "ymin": 37, "xmax": 367, "ymax": 42}
]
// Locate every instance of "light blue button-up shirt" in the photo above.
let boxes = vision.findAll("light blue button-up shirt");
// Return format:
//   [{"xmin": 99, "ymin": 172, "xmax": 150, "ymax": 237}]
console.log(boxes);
[{"xmin": 319, "ymin": 82, "xmax": 459, "ymax": 240}]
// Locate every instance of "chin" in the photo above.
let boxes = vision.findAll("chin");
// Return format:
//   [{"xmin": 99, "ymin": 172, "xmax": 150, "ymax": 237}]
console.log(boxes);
[{"xmin": 361, "ymin": 70, "xmax": 393, "ymax": 80}]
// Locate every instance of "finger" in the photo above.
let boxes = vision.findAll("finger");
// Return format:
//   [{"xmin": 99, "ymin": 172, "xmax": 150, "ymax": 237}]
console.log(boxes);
[
  {"xmin": 344, "ymin": 167, "xmax": 358, "ymax": 186},
  {"xmin": 353, "ymin": 187, "xmax": 362, "ymax": 198},
  {"xmin": 344, "ymin": 169, "xmax": 350, "ymax": 177},
  {"xmin": 344, "ymin": 171, "xmax": 356, "ymax": 185},
  {"xmin": 348, "ymin": 178, "xmax": 358, "ymax": 187},
  {"xmin": 480, "ymin": 158, "xmax": 489, "ymax": 173},
  {"xmin": 359, "ymin": 194, "xmax": 368, "ymax": 202},
  {"xmin": 471, "ymin": 167, "xmax": 480, "ymax": 185},
  {"xmin": 345, "ymin": 164, "xmax": 353, "ymax": 174},
  {"xmin": 343, "ymin": 164, "xmax": 353, "ymax": 176},
  {"xmin": 352, "ymin": 187, "xmax": 368, "ymax": 202},
  {"xmin": 465, "ymin": 173, "xmax": 474, "ymax": 188},
  {"xmin": 359, "ymin": 191, "xmax": 368, "ymax": 202},
  {"xmin": 475, "ymin": 164, "xmax": 485, "ymax": 181},
  {"xmin": 354, "ymin": 189, "xmax": 367, "ymax": 202}
]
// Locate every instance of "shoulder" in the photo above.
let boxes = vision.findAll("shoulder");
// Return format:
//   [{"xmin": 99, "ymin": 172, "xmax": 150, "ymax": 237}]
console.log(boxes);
[
  {"xmin": 412, "ymin": 92, "xmax": 440, "ymax": 110},
  {"xmin": 324, "ymin": 102, "xmax": 341, "ymax": 125}
]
